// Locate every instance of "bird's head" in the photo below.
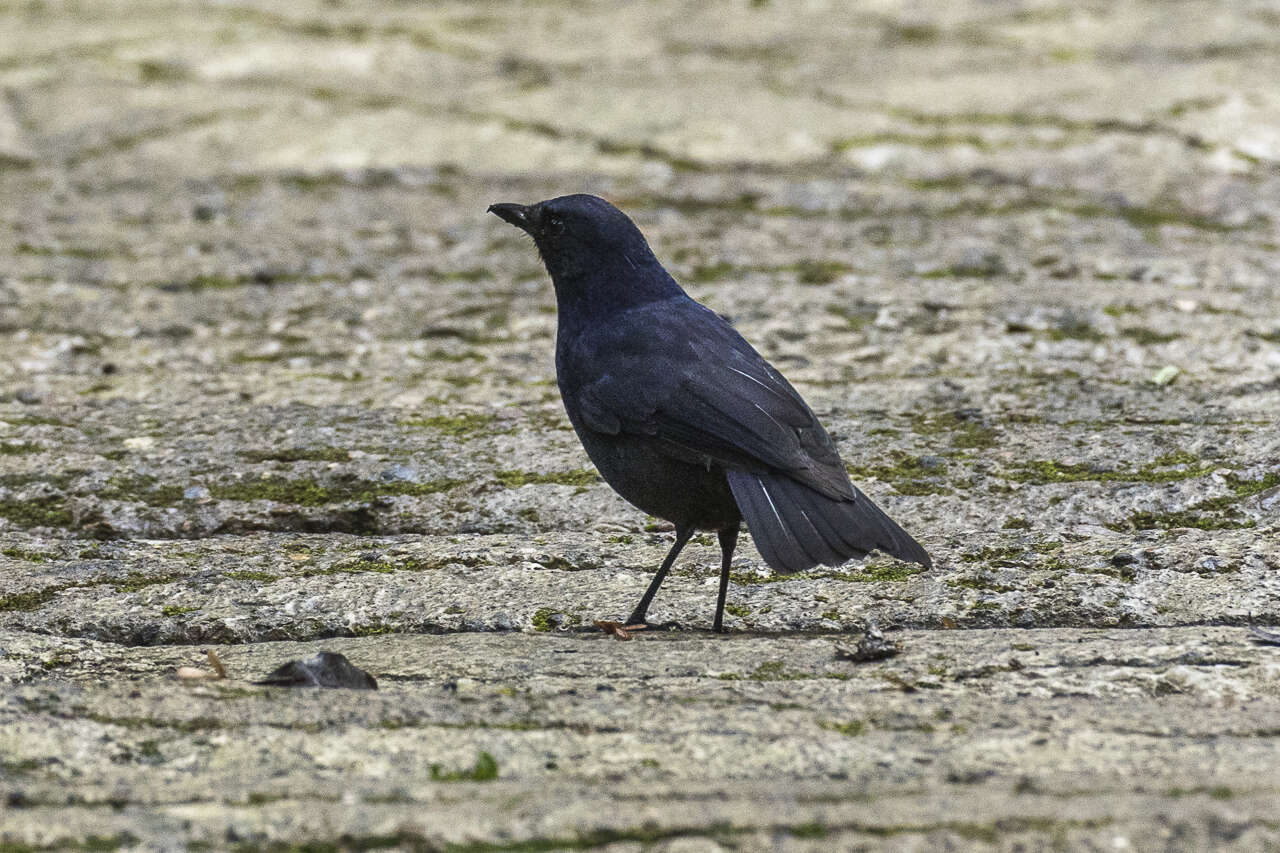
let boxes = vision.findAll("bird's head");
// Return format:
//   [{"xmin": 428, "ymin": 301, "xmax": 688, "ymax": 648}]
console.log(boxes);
[{"xmin": 488, "ymin": 194, "xmax": 680, "ymax": 314}]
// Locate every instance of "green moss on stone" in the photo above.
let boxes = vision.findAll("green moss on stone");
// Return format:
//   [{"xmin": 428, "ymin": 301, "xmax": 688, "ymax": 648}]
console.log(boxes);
[
  {"xmin": 112, "ymin": 573, "xmax": 179, "ymax": 592},
  {"xmin": 239, "ymin": 447, "xmax": 352, "ymax": 463},
  {"xmin": 910, "ymin": 411, "xmax": 998, "ymax": 449},
  {"xmin": 1046, "ymin": 320, "xmax": 1105, "ymax": 342},
  {"xmin": 721, "ymin": 660, "xmax": 850, "ymax": 682},
  {"xmin": 348, "ymin": 621, "xmax": 397, "ymax": 636},
  {"xmin": 430, "ymin": 751, "xmax": 499, "ymax": 782},
  {"xmin": 530, "ymin": 607, "xmax": 559, "ymax": 631},
  {"xmin": 839, "ymin": 561, "xmax": 927, "ymax": 583},
  {"xmin": 0, "ymin": 496, "xmax": 75, "ymax": 529},
  {"xmin": 959, "ymin": 542, "xmax": 1060, "ymax": 566},
  {"xmin": 825, "ymin": 303, "xmax": 875, "ymax": 330},
  {"xmin": 793, "ymin": 259, "xmax": 851, "ymax": 285},
  {"xmin": 0, "ymin": 588, "xmax": 61, "ymax": 612},
  {"xmin": 1068, "ymin": 201, "xmax": 1237, "ymax": 233},
  {"xmin": 1118, "ymin": 509, "xmax": 1255, "ymax": 531},
  {"xmin": 1121, "ymin": 327, "xmax": 1180, "ymax": 345},
  {"xmin": 399, "ymin": 413, "xmax": 495, "ymax": 437},
  {"xmin": 1004, "ymin": 452, "xmax": 1211, "ymax": 485},
  {"xmin": 846, "ymin": 451, "xmax": 952, "ymax": 496},
  {"xmin": 946, "ymin": 574, "xmax": 1017, "ymax": 593},
  {"xmin": 213, "ymin": 478, "xmax": 331, "ymax": 505},
  {"xmin": 225, "ymin": 570, "xmax": 279, "ymax": 582},
  {"xmin": 1228, "ymin": 470, "xmax": 1280, "ymax": 498},
  {"xmin": 1105, "ymin": 471, "xmax": 1274, "ymax": 532},
  {"xmin": 688, "ymin": 261, "xmax": 737, "ymax": 282},
  {"xmin": 1, "ymin": 547, "xmax": 51, "ymax": 562},
  {"xmin": 0, "ymin": 834, "xmax": 139, "ymax": 852},
  {"xmin": 99, "ymin": 475, "xmax": 186, "ymax": 506},
  {"xmin": 729, "ymin": 559, "xmax": 924, "ymax": 586},
  {"xmin": 424, "ymin": 349, "xmax": 485, "ymax": 363},
  {"xmin": 0, "ymin": 442, "xmax": 39, "ymax": 455},
  {"xmin": 496, "ymin": 469, "xmax": 599, "ymax": 488},
  {"xmin": 788, "ymin": 822, "xmax": 830, "ymax": 839},
  {"xmin": 1167, "ymin": 785, "xmax": 1235, "ymax": 799},
  {"xmin": 211, "ymin": 476, "xmax": 461, "ymax": 506},
  {"xmin": 0, "ymin": 414, "xmax": 67, "ymax": 427}
]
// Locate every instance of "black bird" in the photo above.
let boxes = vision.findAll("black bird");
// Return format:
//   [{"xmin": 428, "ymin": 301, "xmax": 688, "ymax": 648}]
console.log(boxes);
[{"xmin": 489, "ymin": 194, "xmax": 931, "ymax": 632}]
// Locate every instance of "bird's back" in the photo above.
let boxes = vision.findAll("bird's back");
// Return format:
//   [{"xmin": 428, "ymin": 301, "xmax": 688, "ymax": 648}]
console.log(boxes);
[{"xmin": 555, "ymin": 294, "xmax": 854, "ymax": 496}]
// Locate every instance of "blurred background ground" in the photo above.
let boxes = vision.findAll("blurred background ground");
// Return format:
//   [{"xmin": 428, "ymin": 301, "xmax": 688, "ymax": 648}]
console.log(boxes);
[{"xmin": 1, "ymin": 0, "xmax": 1279, "ymax": 850}]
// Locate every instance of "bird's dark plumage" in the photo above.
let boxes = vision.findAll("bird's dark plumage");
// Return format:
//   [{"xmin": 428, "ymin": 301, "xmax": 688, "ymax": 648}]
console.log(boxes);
[{"xmin": 489, "ymin": 194, "xmax": 931, "ymax": 631}]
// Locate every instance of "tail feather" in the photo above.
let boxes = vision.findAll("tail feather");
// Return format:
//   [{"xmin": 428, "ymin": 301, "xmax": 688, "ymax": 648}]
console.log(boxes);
[
  {"xmin": 770, "ymin": 481, "xmax": 846, "ymax": 567},
  {"xmin": 726, "ymin": 470, "xmax": 931, "ymax": 573},
  {"xmin": 726, "ymin": 470, "xmax": 811, "ymax": 570}
]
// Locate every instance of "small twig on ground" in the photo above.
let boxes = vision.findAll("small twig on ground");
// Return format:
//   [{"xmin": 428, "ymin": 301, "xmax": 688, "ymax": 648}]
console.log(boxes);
[
  {"xmin": 176, "ymin": 649, "xmax": 228, "ymax": 680},
  {"xmin": 205, "ymin": 649, "xmax": 228, "ymax": 677}
]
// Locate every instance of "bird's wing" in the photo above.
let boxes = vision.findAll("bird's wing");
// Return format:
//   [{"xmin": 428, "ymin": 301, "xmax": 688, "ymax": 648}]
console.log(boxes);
[{"xmin": 568, "ymin": 299, "xmax": 855, "ymax": 501}]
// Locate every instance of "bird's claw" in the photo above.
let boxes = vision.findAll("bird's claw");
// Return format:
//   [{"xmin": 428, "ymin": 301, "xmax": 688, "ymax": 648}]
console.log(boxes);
[{"xmin": 594, "ymin": 620, "xmax": 648, "ymax": 640}]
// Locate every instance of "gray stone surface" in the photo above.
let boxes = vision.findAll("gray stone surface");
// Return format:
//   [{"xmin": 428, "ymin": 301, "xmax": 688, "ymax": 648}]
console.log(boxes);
[{"xmin": 1, "ymin": 0, "xmax": 1279, "ymax": 850}]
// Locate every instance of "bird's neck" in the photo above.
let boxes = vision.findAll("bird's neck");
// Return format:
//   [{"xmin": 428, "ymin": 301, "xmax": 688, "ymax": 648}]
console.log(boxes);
[{"xmin": 550, "ymin": 255, "xmax": 685, "ymax": 328}]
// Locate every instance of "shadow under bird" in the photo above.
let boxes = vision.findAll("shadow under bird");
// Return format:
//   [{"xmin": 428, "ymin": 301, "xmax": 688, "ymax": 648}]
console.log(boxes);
[{"xmin": 489, "ymin": 194, "xmax": 931, "ymax": 632}]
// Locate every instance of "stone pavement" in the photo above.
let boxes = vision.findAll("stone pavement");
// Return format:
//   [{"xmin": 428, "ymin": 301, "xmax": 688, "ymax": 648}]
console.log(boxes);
[{"xmin": 1, "ymin": 0, "xmax": 1279, "ymax": 850}]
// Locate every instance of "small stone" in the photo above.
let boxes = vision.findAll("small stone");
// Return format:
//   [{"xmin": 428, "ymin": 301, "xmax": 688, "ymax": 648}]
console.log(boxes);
[
  {"xmin": 951, "ymin": 247, "xmax": 1007, "ymax": 278},
  {"xmin": 183, "ymin": 485, "xmax": 210, "ymax": 501},
  {"xmin": 0, "ymin": 96, "xmax": 35, "ymax": 167},
  {"xmin": 1093, "ymin": 258, "xmax": 1123, "ymax": 279},
  {"xmin": 834, "ymin": 624, "xmax": 901, "ymax": 662},
  {"xmin": 255, "ymin": 651, "xmax": 377, "ymax": 690},
  {"xmin": 251, "ymin": 265, "xmax": 289, "ymax": 285},
  {"xmin": 1150, "ymin": 365, "xmax": 1180, "ymax": 386},
  {"xmin": 852, "ymin": 345, "xmax": 885, "ymax": 361},
  {"xmin": 873, "ymin": 307, "xmax": 902, "ymax": 330},
  {"xmin": 378, "ymin": 465, "xmax": 420, "ymax": 483}
]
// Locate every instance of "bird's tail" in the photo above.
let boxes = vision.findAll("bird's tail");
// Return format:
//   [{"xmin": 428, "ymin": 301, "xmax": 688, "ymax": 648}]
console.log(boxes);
[{"xmin": 726, "ymin": 470, "xmax": 931, "ymax": 573}]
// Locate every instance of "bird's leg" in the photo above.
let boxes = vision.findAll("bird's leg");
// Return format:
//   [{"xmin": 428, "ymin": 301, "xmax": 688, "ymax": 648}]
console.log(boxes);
[
  {"xmin": 713, "ymin": 525, "xmax": 740, "ymax": 633},
  {"xmin": 625, "ymin": 525, "xmax": 693, "ymax": 627}
]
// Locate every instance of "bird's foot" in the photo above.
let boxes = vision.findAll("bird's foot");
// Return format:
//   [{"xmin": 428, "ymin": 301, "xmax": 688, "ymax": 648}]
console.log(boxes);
[{"xmin": 593, "ymin": 620, "xmax": 649, "ymax": 640}]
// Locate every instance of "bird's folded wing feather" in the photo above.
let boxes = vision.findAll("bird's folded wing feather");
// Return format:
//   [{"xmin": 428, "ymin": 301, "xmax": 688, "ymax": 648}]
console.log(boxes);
[{"xmin": 569, "ymin": 300, "xmax": 855, "ymax": 501}]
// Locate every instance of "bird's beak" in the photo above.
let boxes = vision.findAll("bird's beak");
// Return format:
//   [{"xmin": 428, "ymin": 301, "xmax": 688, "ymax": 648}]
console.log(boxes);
[{"xmin": 488, "ymin": 202, "xmax": 533, "ymax": 233}]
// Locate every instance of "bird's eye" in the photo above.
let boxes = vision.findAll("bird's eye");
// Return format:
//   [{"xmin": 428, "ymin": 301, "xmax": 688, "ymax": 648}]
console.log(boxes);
[{"xmin": 544, "ymin": 215, "xmax": 564, "ymax": 235}]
